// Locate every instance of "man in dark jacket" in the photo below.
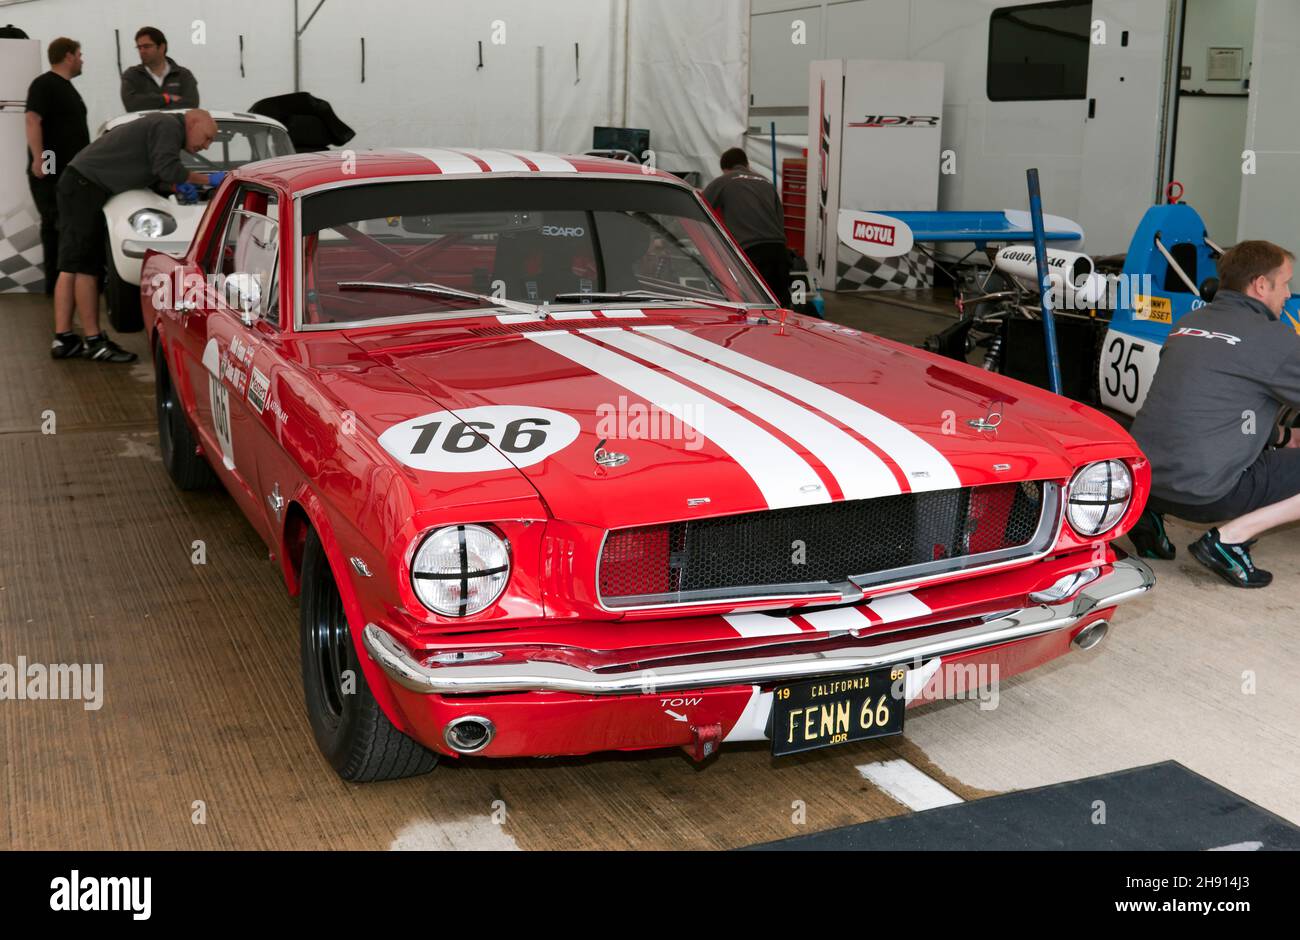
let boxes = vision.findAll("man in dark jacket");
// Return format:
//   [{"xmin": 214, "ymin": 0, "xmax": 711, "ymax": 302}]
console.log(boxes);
[
  {"xmin": 24, "ymin": 37, "xmax": 88, "ymax": 295},
  {"xmin": 121, "ymin": 26, "xmax": 199, "ymax": 112},
  {"xmin": 702, "ymin": 148, "xmax": 791, "ymax": 307},
  {"xmin": 1129, "ymin": 240, "xmax": 1300, "ymax": 588},
  {"xmin": 51, "ymin": 110, "xmax": 220, "ymax": 363}
]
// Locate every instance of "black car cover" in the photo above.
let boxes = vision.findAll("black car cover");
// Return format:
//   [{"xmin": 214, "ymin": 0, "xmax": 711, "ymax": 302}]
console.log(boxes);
[{"xmin": 249, "ymin": 92, "xmax": 355, "ymax": 153}]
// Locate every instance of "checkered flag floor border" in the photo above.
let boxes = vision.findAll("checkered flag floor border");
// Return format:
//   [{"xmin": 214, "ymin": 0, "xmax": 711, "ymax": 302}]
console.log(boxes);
[
  {"xmin": 0, "ymin": 201, "xmax": 45, "ymax": 293},
  {"xmin": 835, "ymin": 243, "xmax": 933, "ymax": 292}
]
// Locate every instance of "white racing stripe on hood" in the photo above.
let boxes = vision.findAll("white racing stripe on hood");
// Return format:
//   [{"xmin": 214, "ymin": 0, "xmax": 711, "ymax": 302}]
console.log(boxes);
[
  {"xmin": 524, "ymin": 331, "xmax": 829, "ymax": 509},
  {"xmin": 403, "ymin": 148, "xmax": 484, "ymax": 175},
  {"xmin": 456, "ymin": 148, "xmax": 531, "ymax": 173},
  {"xmin": 639, "ymin": 327, "xmax": 961, "ymax": 490},
  {"xmin": 506, "ymin": 150, "xmax": 578, "ymax": 173},
  {"xmin": 591, "ymin": 329, "xmax": 899, "ymax": 500}
]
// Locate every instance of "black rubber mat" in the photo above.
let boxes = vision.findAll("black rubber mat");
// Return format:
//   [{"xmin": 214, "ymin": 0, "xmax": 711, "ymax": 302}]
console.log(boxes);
[{"xmin": 750, "ymin": 761, "xmax": 1300, "ymax": 850}]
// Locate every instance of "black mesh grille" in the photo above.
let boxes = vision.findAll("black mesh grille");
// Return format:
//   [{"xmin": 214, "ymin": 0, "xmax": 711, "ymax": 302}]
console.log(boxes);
[{"xmin": 599, "ymin": 481, "xmax": 1049, "ymax": 607}]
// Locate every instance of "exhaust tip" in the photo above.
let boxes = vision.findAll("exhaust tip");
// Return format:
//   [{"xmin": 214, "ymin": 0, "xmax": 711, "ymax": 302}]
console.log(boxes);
[
  {"xmin": 444, "ymin": 716, "xmax": 495, "ymax": 754},
  {"xmin": 1072, "ymin": 620, "xmax": 1110, "ymax": 651}
]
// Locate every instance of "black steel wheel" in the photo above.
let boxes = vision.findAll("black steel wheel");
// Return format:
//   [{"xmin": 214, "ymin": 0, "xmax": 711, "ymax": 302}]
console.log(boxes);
[{"xmin": 298, "ymin": 529, "xmax": 438, "ymax": 782}]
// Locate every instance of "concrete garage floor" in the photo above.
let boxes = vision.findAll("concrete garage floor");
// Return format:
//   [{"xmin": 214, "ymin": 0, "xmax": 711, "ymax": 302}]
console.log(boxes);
[{"xmin": 1, "ymin": 290, "xmax": 1297, "ymax": 850}]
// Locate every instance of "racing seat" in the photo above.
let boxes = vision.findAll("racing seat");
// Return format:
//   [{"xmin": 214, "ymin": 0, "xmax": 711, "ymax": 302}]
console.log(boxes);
[{"xmin": 492, "ymin": 228, "xmax": 592, "ymax": 304}]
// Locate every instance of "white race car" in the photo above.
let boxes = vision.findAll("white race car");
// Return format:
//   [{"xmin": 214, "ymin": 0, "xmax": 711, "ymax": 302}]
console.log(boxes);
[{"xmin": 98, "ymin": 109, "xmax": 293, "ymax": 331}]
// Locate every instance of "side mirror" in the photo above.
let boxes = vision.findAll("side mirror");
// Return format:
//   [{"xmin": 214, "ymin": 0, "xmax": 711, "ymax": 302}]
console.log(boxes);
[{"xmin": 224, "ymin": 272, "xmax": 262, "ymax": 326}]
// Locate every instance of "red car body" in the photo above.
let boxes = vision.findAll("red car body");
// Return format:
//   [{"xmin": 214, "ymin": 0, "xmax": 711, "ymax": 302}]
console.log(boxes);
[{"xmin": 142, "ymin": 149, "xmax": 1154, "ymax": 774}]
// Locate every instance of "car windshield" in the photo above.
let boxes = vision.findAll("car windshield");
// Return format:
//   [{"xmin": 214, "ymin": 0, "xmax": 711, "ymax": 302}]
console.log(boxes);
[
  {"xmin": 299, "ymin": 177, "xmax": 773, "ymax": 327},
  {"xmin": 181, "ymin": 121, "xmax": 294, "ymax": 172}
]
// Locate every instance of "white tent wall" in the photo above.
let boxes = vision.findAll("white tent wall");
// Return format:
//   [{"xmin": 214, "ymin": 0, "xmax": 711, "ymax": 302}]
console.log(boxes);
[
  {"xmin": 1, "ymin": 0, "xmax": 295, "ymax": 133},
  {"xmin": 625, "ymin": 0, "xmax": 749, "ymax": 184},
  {"xmin": 1239, "ymin": 0, "xmax": 1300, "ymax": 289},
  {"xmin": 299, "ymin": 0, "xmax": 624, "ymax": 154},
  {"xmin": 2, "ymin": 0, "xmax": 748, "ymax": 180}
]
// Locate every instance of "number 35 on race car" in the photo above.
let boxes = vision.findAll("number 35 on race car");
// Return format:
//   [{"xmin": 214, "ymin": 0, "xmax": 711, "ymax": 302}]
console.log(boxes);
[{"xmin": 1099, "ymin": 329, "xmax": 1160, "ymax": 416}]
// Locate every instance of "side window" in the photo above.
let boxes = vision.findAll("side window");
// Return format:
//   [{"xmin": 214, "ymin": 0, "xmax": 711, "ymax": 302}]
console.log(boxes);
[
  {"xmin": 987, "ymin": 0, "xmax": 1093, "ymax": 102},
  {"xmin": 215, "ymin": 187, "xmax": 280, "ymax": 326}
]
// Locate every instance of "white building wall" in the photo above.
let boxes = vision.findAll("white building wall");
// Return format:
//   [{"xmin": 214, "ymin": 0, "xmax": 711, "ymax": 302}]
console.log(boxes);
[{"xmin": 1239, "ymin": 0, "xmax": 1300, "ymax": 287}]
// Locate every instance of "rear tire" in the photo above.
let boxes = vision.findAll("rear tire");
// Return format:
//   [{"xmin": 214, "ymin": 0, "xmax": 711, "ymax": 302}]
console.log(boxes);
[
  {"xmin": 106, "ymin": 239, "xmax": 144, "ymax": 333},
  {"xmin": 299, "ymin": 530, "xmax": 438, "ymax": 783},
  {"xmin": 155, "ymin": 339, "xmax": 217, "ymax": 491}
]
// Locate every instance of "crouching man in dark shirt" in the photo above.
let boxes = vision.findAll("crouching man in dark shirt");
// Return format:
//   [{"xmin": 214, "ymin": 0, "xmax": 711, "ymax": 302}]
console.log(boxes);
[
  {"xmin": 51, "ymin": 110, "xmax": 221, "ymax": 364},
  {"xmin": 1129, "ymin": 240, "xmax": 1300, "ymax": 588}
]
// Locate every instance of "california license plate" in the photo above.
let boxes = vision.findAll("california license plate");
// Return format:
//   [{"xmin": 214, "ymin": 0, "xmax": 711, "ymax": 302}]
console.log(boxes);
[{"xmin": 770, "ymin": 666, "xmax": 906, "ymax": 756}]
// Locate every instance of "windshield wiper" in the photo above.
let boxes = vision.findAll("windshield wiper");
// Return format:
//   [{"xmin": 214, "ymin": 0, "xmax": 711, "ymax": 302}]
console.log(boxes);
[
  {"xmin": 337, "ymin": 281, "xmax": 546, "ymax": 317},
  {"xmin": 551, "ymin": 289, "xmax": 751, "ymax": 312}
]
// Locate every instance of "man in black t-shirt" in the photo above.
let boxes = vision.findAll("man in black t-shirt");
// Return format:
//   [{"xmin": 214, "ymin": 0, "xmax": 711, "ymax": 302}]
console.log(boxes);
[
  {"xmin": 702, "ymin": 148, "xmax": 791, "ymax": 308},
  {"xmin": 24, "ymin": 37, "xmax": 88, "ymax": 296}
]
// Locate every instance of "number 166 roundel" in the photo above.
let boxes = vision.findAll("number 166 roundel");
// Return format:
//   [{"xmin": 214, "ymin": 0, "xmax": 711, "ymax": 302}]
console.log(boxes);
[{"xmin": 380, "ymin": 406, "xmax": 581, "ymax": 473}]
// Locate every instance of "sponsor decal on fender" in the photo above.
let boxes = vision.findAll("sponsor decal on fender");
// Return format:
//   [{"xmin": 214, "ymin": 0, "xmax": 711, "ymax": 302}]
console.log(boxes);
[
  {"xmin": 247, "ymin": 367, "xmax": 270, "ymax": 415},
  {"xmin": 379, "ymin": 405, "xmax": 580, "ymax": 472}
]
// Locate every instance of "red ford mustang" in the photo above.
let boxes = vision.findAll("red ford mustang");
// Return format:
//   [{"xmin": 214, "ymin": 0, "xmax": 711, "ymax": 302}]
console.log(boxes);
[{"xmin": 141, "ymin": 148, "xmax": 1154, "ymax": 782}]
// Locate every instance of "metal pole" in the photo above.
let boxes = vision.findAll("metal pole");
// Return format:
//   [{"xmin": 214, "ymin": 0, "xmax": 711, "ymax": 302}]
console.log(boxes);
[
  {"xmin": 536, "ymin": 46, "xmax": 545, "ymax": 150},
  {"xmin": 1026, "ymin": 168, "xmax": 1064, "ymax": 396},
  {"xmin": 294, "ymin": 0, "xmax": 327, "ymax": 93},
  {"xmin": 770, "ymin": 121, "xmax": 779, "ymax": 192}
]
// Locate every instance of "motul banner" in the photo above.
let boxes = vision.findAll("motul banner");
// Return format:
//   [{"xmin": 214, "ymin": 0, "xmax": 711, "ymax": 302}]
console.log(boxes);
[{"xmin": 805, "ymin": 59, "xmax": 944, "ymax": 290}]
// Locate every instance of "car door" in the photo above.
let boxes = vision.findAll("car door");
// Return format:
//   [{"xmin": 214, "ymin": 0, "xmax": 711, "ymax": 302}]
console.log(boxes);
[{"xmin": 183, "ymin": 184, "xmax": 282, "ymax": 538}]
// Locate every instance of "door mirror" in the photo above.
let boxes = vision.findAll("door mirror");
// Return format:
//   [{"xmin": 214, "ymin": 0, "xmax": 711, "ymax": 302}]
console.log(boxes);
[{"xmin": 224, "ymin": 272, "xmax": 262, "ymax": 326}]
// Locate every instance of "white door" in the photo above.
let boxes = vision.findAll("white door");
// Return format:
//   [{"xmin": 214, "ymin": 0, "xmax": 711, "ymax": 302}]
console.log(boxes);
[
  {"xmin": 1079, "ymin": 0, "xmax": 1172, "ymax": 254},
  {"xmin": 1239, "ymin": 0, "xmax": 1300, "ymax": 289}
]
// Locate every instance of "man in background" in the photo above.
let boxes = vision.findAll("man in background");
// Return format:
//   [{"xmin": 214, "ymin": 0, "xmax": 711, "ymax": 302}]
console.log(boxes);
[
  {"xmin": 121, "ymin": 26, "xmax": 200, "ymax": 112},
  {"xmin": 52, "ymin": 110, "xmax": 222, "ymax": 363},
  {"xmin": 702, "ymin": 148, "xmax": 791, "ymax": 308},
  {"xmin": 24, "ymin": 37, "xmax": 88, "ymax": 296}
]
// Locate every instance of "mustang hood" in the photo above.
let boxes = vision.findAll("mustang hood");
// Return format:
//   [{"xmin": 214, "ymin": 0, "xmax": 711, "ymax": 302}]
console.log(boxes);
[{"xmin": 350, "ymin": 314, "xmax": 1139, "ymax": 529}]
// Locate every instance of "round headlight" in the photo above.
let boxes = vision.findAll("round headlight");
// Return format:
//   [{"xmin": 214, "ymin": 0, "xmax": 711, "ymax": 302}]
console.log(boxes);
[
  {"xmin": 130, "ymin": 209, "xmax": 176, "ymax": 238},
  {"xmin": 411, "ymin": 525, "xmax": 510, "ymax": 617},
  {"xmin": 1067, "ymin": 460, "xmax": 1132, "ymax": 537}
]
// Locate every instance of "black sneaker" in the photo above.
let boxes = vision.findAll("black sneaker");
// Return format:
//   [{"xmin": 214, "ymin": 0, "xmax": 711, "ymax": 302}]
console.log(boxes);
[
  {"xmin": 1129, "ymin": 509, "xmax": 1176, "ymax": 560},
  {"xmin": 1188, "ymin": 529, "xmax": 1272, "ymax": 588},
  {"xmin": 50, "ymin": 332, "xmax": 84, "ymax": 360},
  {"xmin": 84, "ymin": 334, "xmax": 138, "ymax": 364}
]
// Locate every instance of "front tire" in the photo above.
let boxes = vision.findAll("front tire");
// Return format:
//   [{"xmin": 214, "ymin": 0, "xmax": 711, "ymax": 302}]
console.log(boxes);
[
  {"xmin": 155, "ymin": 339, "xmax": 217, "ymax": 491},
  {"xmin": 106, "ymin": 239, "xmax": 144, "ymax": 333},
  {"xmin": 299, "ymin": 530, "xmax": 438, "ymax": 782}
]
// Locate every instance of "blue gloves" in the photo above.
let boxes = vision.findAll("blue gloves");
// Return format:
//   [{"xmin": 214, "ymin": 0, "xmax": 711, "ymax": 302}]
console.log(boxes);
[
  {"xmin": 175, "ymin": 182, "xmax": 199, "ymax": 205},
  {"xmin": 207, "ymin": 171, "xmax": 227, "ymax": 188}
]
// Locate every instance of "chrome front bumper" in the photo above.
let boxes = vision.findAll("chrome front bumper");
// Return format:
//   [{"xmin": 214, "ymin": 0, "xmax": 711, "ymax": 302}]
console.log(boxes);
[{"xmin": 362, "ymin": 558, "xmax": 1154, "ymax": 697}]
